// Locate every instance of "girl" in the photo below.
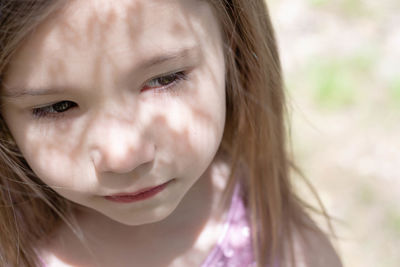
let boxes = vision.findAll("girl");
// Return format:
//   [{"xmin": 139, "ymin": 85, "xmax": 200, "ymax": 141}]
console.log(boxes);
[{"xmin": 0, "ymin": 0, "xmax": 342, "ymax": 266}]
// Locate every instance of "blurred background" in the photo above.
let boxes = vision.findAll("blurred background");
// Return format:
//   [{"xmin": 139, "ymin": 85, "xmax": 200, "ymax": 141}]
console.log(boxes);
[{"xmin": 268, "ymin": 0, "xmax": 400, "ymax": 266}]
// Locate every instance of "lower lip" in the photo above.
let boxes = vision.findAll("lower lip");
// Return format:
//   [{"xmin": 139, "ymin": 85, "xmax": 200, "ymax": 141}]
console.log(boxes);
[{"xmin": 104, "ymin": 181, "xmax": 172, "ymax": 203}]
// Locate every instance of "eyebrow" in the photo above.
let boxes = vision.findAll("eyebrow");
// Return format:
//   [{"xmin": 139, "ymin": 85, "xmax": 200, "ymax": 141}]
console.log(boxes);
[
  {"xmin": 139, "ymin": 46, "xmax": 200, "ymax": 70},
  {"xmin": 1, "ymin": 86, "xmax": 67, "ymax": 99},
  {"xmin": 1, "ymin": 45, "xmax": 201, "ymax": 99}
]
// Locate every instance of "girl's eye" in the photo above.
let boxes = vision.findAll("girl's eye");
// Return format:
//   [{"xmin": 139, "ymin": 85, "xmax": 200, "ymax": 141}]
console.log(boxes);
[
  {"xmin": 32, "ymin": 100, "xmax": 78, "ymax": 118},
  {"xmin": 141, "ymin": 71, "xmax": 187, "ymax": 92}
]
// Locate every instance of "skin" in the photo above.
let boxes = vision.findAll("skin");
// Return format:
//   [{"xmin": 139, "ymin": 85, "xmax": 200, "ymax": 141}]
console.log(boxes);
[{"xmin": 2, "ymin": 0, "xmax": 229, "ymax": 266}]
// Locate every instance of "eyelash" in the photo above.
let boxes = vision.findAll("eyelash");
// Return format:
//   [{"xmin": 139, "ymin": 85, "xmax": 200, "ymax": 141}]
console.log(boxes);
[
  {"xmin": 31, "ymin": 71, "xmax": 188, "ymax": 119},
  {"xmin": 141, "ymin": 71, "xmax": 188, "ymax": 93},
  {"xmin": 32, "ymin": 101, "xmax": 77, "ymax": 119}
]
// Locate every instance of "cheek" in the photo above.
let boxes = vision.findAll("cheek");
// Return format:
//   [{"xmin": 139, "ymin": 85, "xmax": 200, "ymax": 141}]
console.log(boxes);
[
  {"xmin": 24, "ymin": 144, "xmax": 90, "ymax": 192},
  {"xmin": 148, "ymin": 77, "xmax": 226, "ymax": 175},
  {"xmin": 8, "ymin": 120, "xmax": 94, "ymax": 192}
]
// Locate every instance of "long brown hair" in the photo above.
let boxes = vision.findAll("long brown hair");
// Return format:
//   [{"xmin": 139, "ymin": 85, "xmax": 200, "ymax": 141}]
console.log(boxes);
[
  {"xmin": 0, "ymin": 1, "xmax": 332, "ymax": 266},
  {"xmin": 210, "ymin": 0, "xmax": 303, "ymax": 265}
]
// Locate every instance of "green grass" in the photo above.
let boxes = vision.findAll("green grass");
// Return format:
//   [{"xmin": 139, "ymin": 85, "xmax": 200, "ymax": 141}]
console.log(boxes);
[
  {"xmin": 386, "ymin": 207, "xmax": 400, "ymax": 236},
  {"xmin": 389, "ymin": 77, "xmax": 400, "ymax": 107},
  {"xmin": 307, "ymin": 0, "xmax": 329, "ymax": 7},
  {"xmin": 307, "ymin": 0, "xmax": 370, "ymax": 16},
  {"xmin": 306, "ymin": 51, "xmax": 376, "ymax": 110},
  {"xmin": 307, "ymin": 58, "xmax": 357, "ymax": 109},
  {"xmin": 358, "ymin": 183, "xmax": 375, "ymax": 205},
  {"xmin": 340, "ymin": 0, "xmax": 367, "ymax": 15}
]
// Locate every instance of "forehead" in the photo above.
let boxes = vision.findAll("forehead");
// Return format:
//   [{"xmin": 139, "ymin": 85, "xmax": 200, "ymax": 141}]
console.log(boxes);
[
  {"xmin": 45, "ymin": 0, "xmax": 200, "ymax": 50},
  {"xmin": 4, "ymin": 0, "xmax": 219, "ymax": 89}
]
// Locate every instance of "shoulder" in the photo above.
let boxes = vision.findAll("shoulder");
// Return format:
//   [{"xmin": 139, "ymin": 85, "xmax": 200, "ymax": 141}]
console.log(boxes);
[{"xmin": 289, "ymin": 225, "xmax": 343, "ymax": 267}]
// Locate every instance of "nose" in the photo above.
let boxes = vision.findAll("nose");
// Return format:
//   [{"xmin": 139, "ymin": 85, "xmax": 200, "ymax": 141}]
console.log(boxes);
[{"xmin": 89, "ymin": 117, "xmax": 155, "ymax": 174}]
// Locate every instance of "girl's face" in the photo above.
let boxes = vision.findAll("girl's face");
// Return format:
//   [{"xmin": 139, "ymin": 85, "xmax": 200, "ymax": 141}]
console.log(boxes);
[{"xmin": 1, "ymin": 0, "xmax": 226, "ymax": 225}]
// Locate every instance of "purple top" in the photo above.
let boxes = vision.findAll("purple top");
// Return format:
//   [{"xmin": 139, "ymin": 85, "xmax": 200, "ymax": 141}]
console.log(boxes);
[
  {"xmin": 200, "ymin": 185, "xmax": 256, "ymax": 267},
  {"xmin": 40, "ymin": 185, "xmax": 257, "ymax": 267}
]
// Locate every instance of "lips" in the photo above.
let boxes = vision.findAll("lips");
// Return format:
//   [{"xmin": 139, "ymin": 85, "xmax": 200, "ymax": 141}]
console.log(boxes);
[{"xmin": 104, "ymin": 180, "xmax": 172, "ymax": 203}]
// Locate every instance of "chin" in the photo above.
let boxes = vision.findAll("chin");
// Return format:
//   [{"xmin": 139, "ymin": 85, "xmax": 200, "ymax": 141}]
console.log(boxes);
[{"xmin": 102, "ymin": 203, "xmax": 179, "ymax": 226}]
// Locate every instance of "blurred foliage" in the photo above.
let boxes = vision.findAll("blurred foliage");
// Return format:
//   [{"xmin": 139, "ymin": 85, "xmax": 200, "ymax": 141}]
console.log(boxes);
[
  {"xmin": 307, "ymin": 0, "xmax": 371, "ymax": 16},
  {"xmin": 357, "ymin": 183, "xmax": 375, "ymax": 205},
  {"xmin": 269, "ymin": 0, "xmax": 400, "ymax": 265},
  {"xmin": 308, "ymin": 58, "xmax": 357, "ymax": 108},
  {"xmin": 305, "ymin": 50, "xmax": 376, "ymax": 110},
  {"xmin": 386, "ymin": 208, "xmax": 400, "ymax": 236},
  {"xmin": 389, "ymin": 77, "xmax": 400, "ymax": 106}
]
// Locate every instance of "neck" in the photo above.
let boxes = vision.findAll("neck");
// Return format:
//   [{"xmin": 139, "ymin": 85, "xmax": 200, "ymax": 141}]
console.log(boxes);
[{"xmin": 40, "ymin": 155, "xmax": 231, "ymax": 267}]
